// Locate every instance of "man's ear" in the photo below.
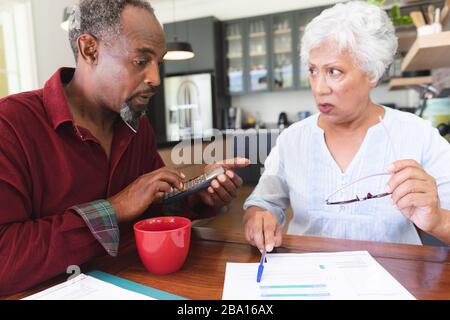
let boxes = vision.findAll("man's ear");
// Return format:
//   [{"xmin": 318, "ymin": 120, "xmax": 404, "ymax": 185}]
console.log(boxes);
[{"xmin": 77, "ymin": 34, "xmax": 99, "ymax": 65}]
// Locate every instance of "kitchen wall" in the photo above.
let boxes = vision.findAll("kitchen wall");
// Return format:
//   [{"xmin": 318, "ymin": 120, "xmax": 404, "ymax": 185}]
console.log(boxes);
[
  {"xmin": 151, "ymin": 0, "xmax": 417, "ymax": 126},
  {"xmin": 233, "ymin": 84, "xmax": 419, "ymax": 126},
  {"xmin": 151, "ymin": 0, "xmax": 343, "ymax": 24},
  {"xmin": 30, "ymin": 0, "xmax": 343, "ymax": 86},
  {"xmin": 29, "ymin": 0, "xmax": 416, "ymax": 120},
  {"xmin": 30, "ymin": 0, "xmax": 76, "ymax": 86}
]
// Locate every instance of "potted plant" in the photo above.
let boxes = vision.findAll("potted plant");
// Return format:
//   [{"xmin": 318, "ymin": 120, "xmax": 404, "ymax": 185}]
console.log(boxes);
[{"xmin": 367, "ymin": 0, "xmax": 413, "ymax": 26}]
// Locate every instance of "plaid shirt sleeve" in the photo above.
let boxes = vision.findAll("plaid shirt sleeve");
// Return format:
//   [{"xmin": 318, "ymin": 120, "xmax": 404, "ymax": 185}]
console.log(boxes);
[{"xmin": 70, "ymin": 200, "xmax": 119, "ymax": 257}]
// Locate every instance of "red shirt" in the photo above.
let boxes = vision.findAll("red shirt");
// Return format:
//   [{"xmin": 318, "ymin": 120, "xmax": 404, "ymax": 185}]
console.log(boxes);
[{"xmin": 0, "ymin": 68, "xmax": 165, "ymax": 294}]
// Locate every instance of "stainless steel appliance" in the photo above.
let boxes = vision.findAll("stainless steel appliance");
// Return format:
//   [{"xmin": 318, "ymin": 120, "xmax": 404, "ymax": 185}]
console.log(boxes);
[
  {"xmin": 164, "ymin": 73, "xmax": 214, "ymax": 141},
  {"xmin": 226, "ymin": 106, "xmax": 242, "ymax": 129}
]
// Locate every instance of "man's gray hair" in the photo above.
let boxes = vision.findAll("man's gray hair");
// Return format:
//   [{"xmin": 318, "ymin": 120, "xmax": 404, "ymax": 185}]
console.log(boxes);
[
  {"xmin": 300, "ymin": 1, "xmax": 398, "ymax": 84},
  {"xmin": 68, "ymin": 0, "xmax": 154, "ymax": 61}
]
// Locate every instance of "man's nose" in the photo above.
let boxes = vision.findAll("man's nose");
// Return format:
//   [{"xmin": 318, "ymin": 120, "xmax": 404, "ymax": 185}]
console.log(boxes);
[{"xmin": 144, "ymin": 62, "xmax": 161, "ymax": 87}]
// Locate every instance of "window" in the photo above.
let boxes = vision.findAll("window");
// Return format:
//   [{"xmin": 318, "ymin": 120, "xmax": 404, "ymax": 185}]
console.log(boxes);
[{"xmin": 0, "ymin": 0, "xmax": 38, "ymax": 98}]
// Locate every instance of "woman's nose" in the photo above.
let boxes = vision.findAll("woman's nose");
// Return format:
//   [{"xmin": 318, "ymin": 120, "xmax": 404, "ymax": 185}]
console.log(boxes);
[{"xmin": 313, "ymin": 73, "xmax": 332, "ymax": 95}]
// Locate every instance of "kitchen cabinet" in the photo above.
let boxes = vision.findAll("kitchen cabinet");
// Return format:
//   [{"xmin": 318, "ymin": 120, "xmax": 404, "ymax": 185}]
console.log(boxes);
[
  {"xmin": 223, "ymin": 3, "xmax": 448, "ymax": 94},
  {"xmin": 295, "ymin": 8, "xmax": 324, "ymax": 89},
  {"xmin": 271, "ymin": 13, "xmax": 295, "ymax": 90},
  {"xmin": 247, "ymin": 17, "xmax": 270, "ymax": 93},
  {"xmin": 225, "ymin": 22, "xmax": 245, "ymax": 94},
  {"xmin": 225, "ymin": 17, "xmax": 271, "ymax": 95},
  {"xmin": 164, "ymin": 17, "xmax": 222, "ymax": 75},
  {"xmin": 224, "ymin": 7, "xmax": 325, "ymax": 95}
]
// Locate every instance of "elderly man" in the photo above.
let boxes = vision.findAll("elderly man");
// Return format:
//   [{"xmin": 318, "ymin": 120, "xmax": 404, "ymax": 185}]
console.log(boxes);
[{"xmin": 0, "ymin": 0, "xmax": 248, "ymax": 295}]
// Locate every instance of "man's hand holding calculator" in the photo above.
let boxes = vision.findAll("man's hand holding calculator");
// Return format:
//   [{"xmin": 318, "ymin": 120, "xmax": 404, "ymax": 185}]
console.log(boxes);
[{"xmin": 108, "ymin": 158, "xmax": 250, "ymax": 222}]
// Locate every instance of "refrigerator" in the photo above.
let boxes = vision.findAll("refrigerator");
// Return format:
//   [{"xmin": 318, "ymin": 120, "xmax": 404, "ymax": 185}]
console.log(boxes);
[{"xmin": 164, "ymin": 73, "xmax": 214, "ymax": 142}]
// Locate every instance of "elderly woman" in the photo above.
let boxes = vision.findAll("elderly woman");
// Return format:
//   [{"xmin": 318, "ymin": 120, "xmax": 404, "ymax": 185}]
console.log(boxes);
[{"xmin": 243, "ymin": 1, "xmax": 450, "ymax": 251}]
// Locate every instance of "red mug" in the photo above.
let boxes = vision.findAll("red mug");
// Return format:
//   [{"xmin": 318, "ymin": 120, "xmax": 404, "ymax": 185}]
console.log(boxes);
[{"xmin": 133, "ymin": 216, "xmax": 192, "ymax": 275}]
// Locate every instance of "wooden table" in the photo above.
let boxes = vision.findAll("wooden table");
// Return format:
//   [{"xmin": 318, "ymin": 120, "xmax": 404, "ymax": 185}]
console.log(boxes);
[{"xmin": 3, "ymin": 227, "xmax": 450, "ymax": 300}]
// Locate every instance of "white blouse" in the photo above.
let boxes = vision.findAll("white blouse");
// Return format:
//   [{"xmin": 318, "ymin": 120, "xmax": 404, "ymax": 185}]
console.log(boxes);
[{"xmin": 244, "ymin": 106, "xmax": 450, "ymax": 244}]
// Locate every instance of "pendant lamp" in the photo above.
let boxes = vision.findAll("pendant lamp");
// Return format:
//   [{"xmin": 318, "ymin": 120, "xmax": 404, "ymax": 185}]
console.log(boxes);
[{"xmin": 164, "ymin": 0, "xmax": 195, "ymax": 61}]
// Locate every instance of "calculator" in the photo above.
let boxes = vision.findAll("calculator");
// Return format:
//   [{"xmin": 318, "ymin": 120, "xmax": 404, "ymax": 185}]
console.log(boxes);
[{"xmin": 162, "ymin": 167, "xmax": 226, "ymax": 204}]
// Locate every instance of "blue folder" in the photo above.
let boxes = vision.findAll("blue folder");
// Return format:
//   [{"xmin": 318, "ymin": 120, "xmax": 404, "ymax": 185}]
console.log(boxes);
[{"xmin": 88, "ymin": 270, "xmax": 187, "ymax": 300}]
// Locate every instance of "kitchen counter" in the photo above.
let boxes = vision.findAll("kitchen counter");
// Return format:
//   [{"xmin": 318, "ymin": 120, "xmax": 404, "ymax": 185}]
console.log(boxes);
[
  {"xmin": 156, "ymin": 140, "xmax": 179, "ymax": 149},
  {"xmin": 157, "ymin": 129, "xmax": 279, "ymax": 186},
  {"xmin": 156, "ymin": 125, "xmax": 288, "ymax": 149}
]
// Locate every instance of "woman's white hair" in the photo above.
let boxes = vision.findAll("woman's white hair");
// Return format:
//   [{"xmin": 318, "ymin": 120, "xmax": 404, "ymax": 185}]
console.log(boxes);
[{"xmin": 300, "ymin": 1, "xmax": 398, "ymax": 83}]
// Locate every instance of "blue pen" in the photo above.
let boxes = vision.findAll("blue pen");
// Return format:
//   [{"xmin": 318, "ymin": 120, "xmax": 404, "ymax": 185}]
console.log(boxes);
[{"xmin": 256, "ymin": 250, "xmax": 266, "ymax": 283}]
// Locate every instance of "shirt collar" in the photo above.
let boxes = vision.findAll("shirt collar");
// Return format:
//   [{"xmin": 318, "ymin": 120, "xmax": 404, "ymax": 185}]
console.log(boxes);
[
  {"xmin": 42, "ymin": 67, "xmax": 144, "ymax": 137},
  {"xmin": 43, "ymin": 67, "xmax": 76, "ymax": 131}
]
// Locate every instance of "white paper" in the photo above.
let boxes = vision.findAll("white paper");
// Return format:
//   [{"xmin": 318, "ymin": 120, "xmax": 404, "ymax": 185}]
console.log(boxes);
[
  {"xmin": 222, "ymin": 251, "xmax": 415, "ymax": 300},
  {"xmin": 23, "ymin": 274, "xmax": 155, "ymax": 300}
]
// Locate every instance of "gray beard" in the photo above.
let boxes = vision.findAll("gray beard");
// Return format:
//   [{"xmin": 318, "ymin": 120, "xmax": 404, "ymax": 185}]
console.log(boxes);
[{"xmin": 120, "ymin": 103, "xmax": 147, "ymax": 133}]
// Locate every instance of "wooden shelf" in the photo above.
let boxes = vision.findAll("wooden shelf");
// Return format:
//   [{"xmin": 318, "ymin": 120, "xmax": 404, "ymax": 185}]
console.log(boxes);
[
  {"xmin": 273, "ymin": 29, "xmax": 291, "ymax": 35},
  {"xmin": 388, "ymin": 76, "xmax": 433, "ymax": 90},
  {"xmin": 274, "ymin": 49, "xmax": 292, "ymax": 54},
  {"xmin": 249, "ymin": 32, "xmax": 266, "ymax": 38},
  {"xmin": 249, "ymin": 52, "xmax": 266, "ymax": 57},
  {"xmin": 226, "ymin": 35, "xmax": 242, "ymax": 41},
  {"xmin": 401, "ymin": 31, "xmax": 450, "ymax": 71},
  {"xmin": 227, "ymin": 54, "xmax": 243, "ymax": 59}
]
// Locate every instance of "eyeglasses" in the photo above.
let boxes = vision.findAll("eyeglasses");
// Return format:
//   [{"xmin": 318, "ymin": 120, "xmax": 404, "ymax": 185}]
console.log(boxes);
[
  {"xmin": 325, "ymin": 115, "xmax": 396, "ymax": 206},
  {"xmin": 325, "ymin": 172, "xmax": 391, "ymax": 205}
]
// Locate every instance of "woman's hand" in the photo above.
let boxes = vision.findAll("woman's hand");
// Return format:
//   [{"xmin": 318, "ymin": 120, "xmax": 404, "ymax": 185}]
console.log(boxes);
[
  {"xmin": 387, "ymin": 160, "xmax": 443, "ymax": 234},
  {"xmin": 197, "ymin": 158, "xmax": 250, "ymax": 208},
  {"xmin": 243, "ymin": 207, "xmax": 283, "ymax": 252}
]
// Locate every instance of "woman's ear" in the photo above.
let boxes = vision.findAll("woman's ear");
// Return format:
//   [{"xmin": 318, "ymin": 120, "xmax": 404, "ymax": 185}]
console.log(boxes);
[
  {"xmin": 77, "ymin": 34, "xmax": 99, "ymax": 65},
  {"xmin": 369, "ymin": 80, "xmax": 379, "ymax": 89},
  {"xmin": 368, "ymin": 74, "xmax": 379, "ymax": 89}
]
